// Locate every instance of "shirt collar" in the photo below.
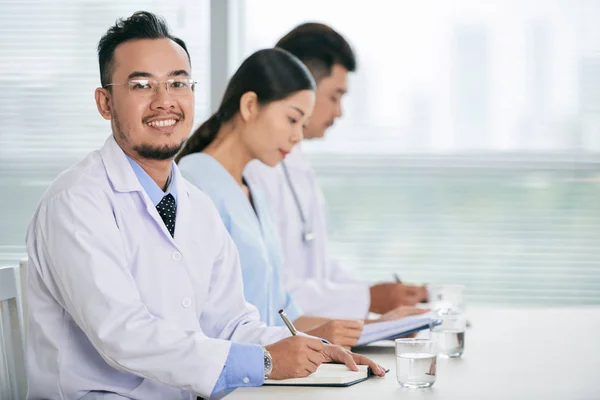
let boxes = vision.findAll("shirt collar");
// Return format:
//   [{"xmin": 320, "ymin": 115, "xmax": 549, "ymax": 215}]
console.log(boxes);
[{"xmin": 126, "ymin": 155, "xmax": 178, "ymax": 207}]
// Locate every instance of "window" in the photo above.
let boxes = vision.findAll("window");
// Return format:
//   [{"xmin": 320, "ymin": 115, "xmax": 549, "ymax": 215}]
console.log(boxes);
[
  {"xmin": 0, "ymin": 0, "xmax": 210, "ymax": 265},
  {"xmin": 240, "ymin": 0, "xmax": 600, "ymax": 304}
]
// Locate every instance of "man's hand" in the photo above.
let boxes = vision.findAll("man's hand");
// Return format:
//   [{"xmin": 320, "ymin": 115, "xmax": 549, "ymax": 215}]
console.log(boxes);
[
  {"xmin": 265, "ymin": 336, "xmax": 325, "ymax": 380},
  {"xmin": 378, "ymin": 305, "xmax": 430, "ymax": 322},
  {"xmin": 264, "ymin": 337, "xmax": 387, "ymax": 381},
  {"xmin": 321, "ymin": 345, "xmax": 387, "ymax": 377},
  {"xmin": 305, "ymin": 319, "xmax": 364, "ymax": 349},
  {"xmin": 369, "ymin": 283, "xmax": 428, "ymax": 314}
]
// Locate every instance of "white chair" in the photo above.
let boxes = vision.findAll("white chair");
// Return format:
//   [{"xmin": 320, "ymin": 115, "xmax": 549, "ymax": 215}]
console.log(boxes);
[
  {"xmin": 0, "ymin": 265, "xmax": 27, "ymax": 400},
  {"xmin": 18, "ymin": 258, "xmax": 28, "ymax": 347}
]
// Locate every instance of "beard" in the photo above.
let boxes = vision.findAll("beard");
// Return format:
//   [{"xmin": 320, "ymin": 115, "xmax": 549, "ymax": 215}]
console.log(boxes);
[
  {"xmin": 133, "ymin": 141, "xmax": 185, "ymax": 160},
  {"xmin": 113, "ymin": 108, "xmax": 187, "ymax": 160}
]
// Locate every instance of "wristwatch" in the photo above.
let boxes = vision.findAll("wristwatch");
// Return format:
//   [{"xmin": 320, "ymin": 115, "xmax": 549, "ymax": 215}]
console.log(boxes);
[{"xmin": 263, "ymin": 348, "xmax": 273, "ymax": 378}]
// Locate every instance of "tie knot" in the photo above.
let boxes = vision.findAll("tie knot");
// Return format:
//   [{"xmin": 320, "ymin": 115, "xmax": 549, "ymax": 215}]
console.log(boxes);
[{"xmin": 158, "ymin": 193, "xmax": 176, "ymax": 208}]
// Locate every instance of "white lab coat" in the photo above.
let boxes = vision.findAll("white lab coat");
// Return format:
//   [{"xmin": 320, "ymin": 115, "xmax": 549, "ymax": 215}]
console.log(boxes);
[
  {"xmin": 26, "ymin": 136, "xmax": 289, "ymax": 400},
  {"xmin": 244, "ymin": 146, "xmax": 371, "ymax": 320}
]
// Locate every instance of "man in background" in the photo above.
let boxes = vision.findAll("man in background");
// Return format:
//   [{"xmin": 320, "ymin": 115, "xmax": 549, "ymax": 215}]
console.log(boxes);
[{"xmin": 245, "ymin": 23, "xmax": 428, "ymax": 320}]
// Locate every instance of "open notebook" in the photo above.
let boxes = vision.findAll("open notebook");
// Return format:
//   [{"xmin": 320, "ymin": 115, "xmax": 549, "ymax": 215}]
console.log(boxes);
[
  {"xmin": 264, "ymin": 364, "xmax": 378, "ymax": 387},
  {"xmin": 356, "ymin": 313, "xmax": 435, "ymax": 346}
]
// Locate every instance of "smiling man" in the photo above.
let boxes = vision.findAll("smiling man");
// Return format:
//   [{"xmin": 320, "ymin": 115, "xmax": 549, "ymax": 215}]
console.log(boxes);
[{"xmin": 25, "ymin": 12, "xmax": 383, "ymax": 400}]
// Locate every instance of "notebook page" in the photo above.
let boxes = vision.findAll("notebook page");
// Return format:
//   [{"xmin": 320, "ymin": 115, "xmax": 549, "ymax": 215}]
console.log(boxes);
[
  {"xmin": 264, "ymin": 364, "xmax": 369, "ymax": 385},
  {"xmin": 357, "ymin": 314, "xmax": 434, "ymax": 346}
]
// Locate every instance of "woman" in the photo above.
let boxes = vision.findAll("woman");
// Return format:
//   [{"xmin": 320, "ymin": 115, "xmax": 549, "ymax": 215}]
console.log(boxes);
[{"xmin": 177, "ymin": 48, "xmax": 425, "ymax": 347}]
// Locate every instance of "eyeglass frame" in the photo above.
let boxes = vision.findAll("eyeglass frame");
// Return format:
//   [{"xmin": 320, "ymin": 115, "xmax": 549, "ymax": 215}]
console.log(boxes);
[{"xmin": 103, "ymin": 78, "xmax": 197, "ymax": 95}]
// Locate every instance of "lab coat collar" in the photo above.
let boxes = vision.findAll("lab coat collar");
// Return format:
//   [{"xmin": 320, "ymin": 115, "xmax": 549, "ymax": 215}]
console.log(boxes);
[
  {"xmin": 100, "ymin": 135, "xmax": 191, "ymax": 247},
  {"xmin": 100, "ymin": 135, "xmax": 144, "ymax": 194},
  {"xmin": 283, "ymin": 145, "xmax": 311, "ymax": 171},
  {"xmin": 100, "ymin": 135, "xmax": 190, "ymax": 196}
]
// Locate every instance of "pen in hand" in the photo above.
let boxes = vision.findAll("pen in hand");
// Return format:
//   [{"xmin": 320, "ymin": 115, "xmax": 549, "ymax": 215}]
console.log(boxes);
[
  {"xmin": 279, "ymin": 309, "xmax": 332, "ymax": 344},
  {"xmin": 278, "ymin": 309, "xmax": 298, "ymax": 336}
]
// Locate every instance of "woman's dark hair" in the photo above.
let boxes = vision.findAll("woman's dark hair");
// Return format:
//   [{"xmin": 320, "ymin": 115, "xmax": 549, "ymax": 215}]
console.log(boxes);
[{"xmin": 176, "ymin": 48, "xmax": 315, "ymax": 162}]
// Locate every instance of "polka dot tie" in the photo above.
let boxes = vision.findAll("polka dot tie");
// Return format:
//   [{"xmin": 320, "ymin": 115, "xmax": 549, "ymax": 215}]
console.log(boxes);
[{"xmin": 156, "ymin": 193, "xmax": 176, "ymax": 237}]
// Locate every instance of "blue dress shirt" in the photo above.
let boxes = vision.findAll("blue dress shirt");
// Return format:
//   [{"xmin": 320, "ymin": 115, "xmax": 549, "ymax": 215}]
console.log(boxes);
[{"xmin": 126, "ymin": 156, "xmax": 178, "ymax": 206}]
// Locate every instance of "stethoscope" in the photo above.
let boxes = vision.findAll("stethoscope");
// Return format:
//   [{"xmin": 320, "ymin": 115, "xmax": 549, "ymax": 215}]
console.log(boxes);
[{"xmin": 281, "ymin": 160, "xmax": 316, "ymax": 242}]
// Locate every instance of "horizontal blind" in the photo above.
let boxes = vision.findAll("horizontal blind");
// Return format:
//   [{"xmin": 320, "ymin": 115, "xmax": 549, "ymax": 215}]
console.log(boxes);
[
  {"xmin": 309, "ymin": 153, "xmax": 600, "ymax": 306},
  {"xmin": 0, "ymin": 0, "xmax": 210, "ymax": 262},
  {"xmin": 242, "ymin": 0, "xmax": 600, "ymax": 305}
]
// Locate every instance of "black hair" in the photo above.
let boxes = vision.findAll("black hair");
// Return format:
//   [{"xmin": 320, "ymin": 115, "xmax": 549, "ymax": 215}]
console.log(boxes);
[
  {"xmin": 175, "ymin": 48, "xmax": 315, "ymax": 162},
  {"xmin": 97, "ymin": 11, "xmax": 190, "ymax": 88},
  {"xmin": 275, "ymin": 22, "xmax": 356, "ymax": 82}
]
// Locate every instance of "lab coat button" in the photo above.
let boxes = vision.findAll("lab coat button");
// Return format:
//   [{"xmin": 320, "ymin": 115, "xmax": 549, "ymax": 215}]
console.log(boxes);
[
  {"xmin": 181, "ymin": 297, "xmax": 192, "ymax": 308},
  {"xmin": 172, "ymin": 251, "xmax": 182, "ymax": 261}
]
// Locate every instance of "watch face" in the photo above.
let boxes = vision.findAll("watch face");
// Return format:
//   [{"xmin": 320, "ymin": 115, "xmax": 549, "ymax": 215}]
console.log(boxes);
[{"xmin": 264, "ymin": 351, "xmax": 273, "ymax": 376}]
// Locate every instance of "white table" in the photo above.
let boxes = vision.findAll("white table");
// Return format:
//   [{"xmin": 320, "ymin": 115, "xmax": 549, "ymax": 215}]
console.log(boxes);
[{"xmin": 229, "ymin": 307, "xmax": 600, "ymax": 400}]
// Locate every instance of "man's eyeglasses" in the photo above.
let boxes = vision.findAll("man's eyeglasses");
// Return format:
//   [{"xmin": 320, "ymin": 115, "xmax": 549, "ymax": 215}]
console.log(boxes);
[{"xmin": 104, "ymin": 78, "xmax": 196, "ymax": 96}]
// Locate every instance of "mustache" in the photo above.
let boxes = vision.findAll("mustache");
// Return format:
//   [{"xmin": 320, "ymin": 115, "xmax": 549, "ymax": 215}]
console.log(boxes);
[{"xmin": 142, "ymin": 112, "xmax": 184, "ymax": 124}]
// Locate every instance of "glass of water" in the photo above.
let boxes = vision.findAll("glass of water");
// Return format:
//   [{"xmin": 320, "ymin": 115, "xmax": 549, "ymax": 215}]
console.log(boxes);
[
  {"xmin": 431, "ymin": 315, "xmax": 466, "ymax": 358},
  {"xmin": 427, "ymin": 284, "xmax": 465, "ymax": 314},
  {"xmin": 395, "ymin": 338, "xmax": 437, "ymax": 388}
]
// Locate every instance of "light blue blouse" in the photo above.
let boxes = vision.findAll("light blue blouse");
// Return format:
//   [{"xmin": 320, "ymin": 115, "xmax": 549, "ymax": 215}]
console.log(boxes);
[{"xmin": 179, "ymin": 153, "xmax": 302, "ymax": 326}]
